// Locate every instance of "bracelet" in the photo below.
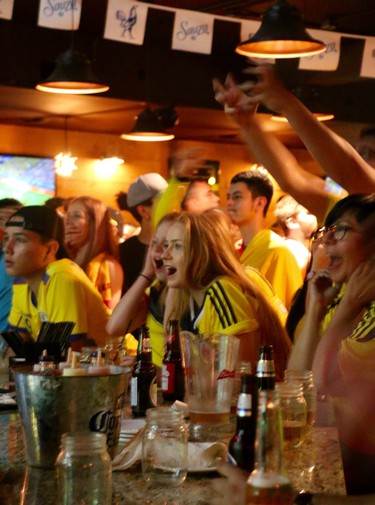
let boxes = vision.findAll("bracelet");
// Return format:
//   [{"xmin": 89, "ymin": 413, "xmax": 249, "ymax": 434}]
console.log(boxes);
[{"xmin": 139, "ymin": 273, "xmax": 153, "ymax": 284}]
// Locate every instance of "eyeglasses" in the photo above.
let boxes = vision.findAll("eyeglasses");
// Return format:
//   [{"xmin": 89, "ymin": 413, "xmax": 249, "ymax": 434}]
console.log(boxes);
[{"xmin": 311, "ymin": 224, "xmax": 362, "ymax": 242}]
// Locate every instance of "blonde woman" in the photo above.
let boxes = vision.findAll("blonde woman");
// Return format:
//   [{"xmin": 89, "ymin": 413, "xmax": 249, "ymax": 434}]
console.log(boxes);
[
  {"xmin": 65, "ymin": 196, "xmax": 123, "ymax": 309},
  {"xmin": 162, "ymin": 210, "xmax": 292, "ymax": 378}
]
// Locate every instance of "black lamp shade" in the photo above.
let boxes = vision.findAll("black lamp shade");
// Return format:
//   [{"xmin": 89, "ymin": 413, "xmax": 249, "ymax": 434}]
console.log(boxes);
[
  {"xmin": 36, "ymin": 49, "xmax": 109, "ymax": 94},
  {"xmin": 121, "ymin": 107, "xmax": 175, "ymax": 142},
  {"xmin": 236, "ymin": 0, "xmax": 326, "ymax": 58}
]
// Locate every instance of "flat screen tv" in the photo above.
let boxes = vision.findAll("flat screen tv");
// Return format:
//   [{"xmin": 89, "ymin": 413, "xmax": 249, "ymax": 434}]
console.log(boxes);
[{"xmin": 0, "ymin": 154, "xmax": 56, "ymax": 205}]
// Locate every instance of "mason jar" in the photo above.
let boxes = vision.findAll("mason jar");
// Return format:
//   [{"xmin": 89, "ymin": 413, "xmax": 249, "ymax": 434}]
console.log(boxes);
[
  {"xmin": 284, "ymin": 369, "xmax": 317, "ymax": 427},
  {"xmin": 276, "ymin": 381, "xmax": 308, "ymax": 449},
  {"xmin": 56, "ymin": 431, "xmax": 112, "ymax": 505},
  {"xmin": 142, "ymin": 407, "xmax": 188, "ymax": 486}
]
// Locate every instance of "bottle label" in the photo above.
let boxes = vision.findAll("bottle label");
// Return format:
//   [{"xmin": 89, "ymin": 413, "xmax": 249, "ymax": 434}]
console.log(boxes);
[
  {"xmin": 237, "ymin": 392, "xmax": 252, "ymax": 412},
  {"xmin": 257, "ymin": 361, "xmax": 275, "ymax": 377},
  {"xmin": 130, "ymin": 377, "xmax": 138, "ymax": 407},
  {"xmin": 217, "ymin": 369, "xmax": 236, "ymax": 380},
  {"xmin": 150, "ymin": 377, "xmax": 157, "ymax": 407},
  {"xmin": 162, "ymin": 362, "xmax": 175, "ymax": 393}
]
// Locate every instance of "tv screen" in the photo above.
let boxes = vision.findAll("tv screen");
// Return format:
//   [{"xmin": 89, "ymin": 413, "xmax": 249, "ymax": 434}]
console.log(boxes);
[{"xmin": 0, "ymin": 154, "xmax": 56, "ymax": 205}]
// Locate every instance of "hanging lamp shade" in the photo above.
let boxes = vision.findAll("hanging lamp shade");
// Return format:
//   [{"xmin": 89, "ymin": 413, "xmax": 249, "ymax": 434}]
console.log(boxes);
[
  {"xmin": 121, "ymin": 107, "xmax": 175, "ymax": 142},
  {"xmin": 271, "ymin": 112, "xmax": 334, "ymax": 122},
  {"xmin": 236, "ymin": 0, "xmax": 326, "ymax": 59},
  {"xmin": 35, "ymin": 49, "xmax": 109, "ymax": 95}
]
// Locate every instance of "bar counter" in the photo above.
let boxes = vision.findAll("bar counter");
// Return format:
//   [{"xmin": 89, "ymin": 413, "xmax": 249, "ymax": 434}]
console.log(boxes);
[{"xmin": 0, "ymin": 411, "xmax": 346, "ymax": 504}]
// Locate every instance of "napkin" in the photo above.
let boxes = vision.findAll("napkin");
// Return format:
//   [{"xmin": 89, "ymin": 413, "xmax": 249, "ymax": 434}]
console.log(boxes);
[{"xmin": 112, "ymin": 417, "xmax": 227, "ymax": 472}]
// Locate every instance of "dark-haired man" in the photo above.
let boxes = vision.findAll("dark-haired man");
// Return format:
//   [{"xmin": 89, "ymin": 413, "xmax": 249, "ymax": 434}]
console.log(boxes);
[
  {"xmin": 117, "ymin": 173, "xmax": 168, "ymax": 291},
  {"xmin": 227, "ymin": 169, "xmax": 303, "ymax": 310},
  {"xmin": 3, "ymin": 205, "xmax": 111, "ymax": 350}
]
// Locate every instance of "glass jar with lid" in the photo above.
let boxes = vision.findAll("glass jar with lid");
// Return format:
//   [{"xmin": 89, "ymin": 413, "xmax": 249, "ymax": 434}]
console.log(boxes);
[
  {"xmin": 284, "ymin": 369, "xmax": 317, "ymax": 427},
  {"xmin": 55, "ymin": 431, "xmax": 112, "ymax": 505},
  {"xmin": 276, "ymin": 381, "xmax": 308, "ymax": 449},
  {"xmin": 142, "ymin": 407, "xmax": 188, "ymax": 487}
]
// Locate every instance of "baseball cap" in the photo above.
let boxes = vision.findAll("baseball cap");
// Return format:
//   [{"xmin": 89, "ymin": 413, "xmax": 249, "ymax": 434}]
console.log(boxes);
[
  {"xmin": 127, "ymin": 173, "xmax": 168, "ymax": 208},
  {"xmin": 6, "ymin": 205, "xmax": 65, "ymax": 244}
]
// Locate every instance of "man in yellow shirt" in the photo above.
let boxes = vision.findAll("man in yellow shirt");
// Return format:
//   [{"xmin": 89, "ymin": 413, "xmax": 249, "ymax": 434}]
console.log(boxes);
[
  {"xmin": 4, "ymin": 205, "xmax": 110, "ymax": 350},
  {"xmin": 227, "ymin": 169, "xmax": 303, "ymax": 310}
]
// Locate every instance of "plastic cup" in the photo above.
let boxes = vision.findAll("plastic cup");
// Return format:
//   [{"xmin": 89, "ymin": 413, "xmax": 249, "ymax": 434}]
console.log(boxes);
[{"xmin": 179, "ymin": 332, "xmax": 239, "ymax": 441}]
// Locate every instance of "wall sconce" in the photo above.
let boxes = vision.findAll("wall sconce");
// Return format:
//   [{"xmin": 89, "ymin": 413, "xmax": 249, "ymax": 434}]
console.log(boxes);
[
  {"xmin": 236, "ymin": 0, "xmax": 326, "ymax": 59},
  {"xmin": 54, "ymin": 117, "xmax": 78, "ymax": 177},
  {"xmin": 121, "ymin": 107, "xmax": 177, "ymax": 142},
  {"xmin": 36, "ymin": 48, "xmax": 109, "ymax": 95}
]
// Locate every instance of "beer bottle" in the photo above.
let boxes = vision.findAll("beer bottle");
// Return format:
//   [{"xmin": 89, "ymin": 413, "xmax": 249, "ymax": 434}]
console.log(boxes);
[
  {"xmin": 246, "ymin": 389, "xmax": 295, "ymax": 504},
  {"xmin": 161, "ymin": 319, "xmax": 185, "ymax": 402},
  {"xmin": 256, "ymin": 345, "xmax": 275, "ymax": 391},
  {"xmin": 228, "ymin": 373, "xmax": 258, "ymax": 472},
  {"xmin": 131, "ymin": 325, "xmax": 157, "ymax": 417}
]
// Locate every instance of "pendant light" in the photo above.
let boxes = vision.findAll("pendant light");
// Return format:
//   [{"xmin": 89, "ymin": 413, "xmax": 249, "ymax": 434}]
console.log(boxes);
[
  {"xmin": 271, "ymin": 112, "xmax": 334, "ymax": 122},
  {"xmin": 35, "ymin": 5, "xmax": 108, "ymax": 95},
  {"xmin": 121, "ymin": 107, "xmax": 177, "ymax": 142},
  {"xmin": 36, "ymin": 49, "xmax": 109, "ymax": 95},
  {"xmin": 236, "ymin": 0, "xmax": 326, "ymax": 59}
]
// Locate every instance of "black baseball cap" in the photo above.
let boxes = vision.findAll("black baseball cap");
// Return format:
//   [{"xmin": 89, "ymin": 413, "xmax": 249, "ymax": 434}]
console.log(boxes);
[{"xmin": 6, "ymin": 205, "xmax": 68, "ymax": 258}]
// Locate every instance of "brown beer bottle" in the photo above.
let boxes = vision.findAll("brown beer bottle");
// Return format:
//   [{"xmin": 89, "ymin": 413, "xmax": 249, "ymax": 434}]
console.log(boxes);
[
  {"xmin": 131, "ymin": 325, "xmax": 157, "ymax": 417},
  {"xmin": 228, "ymin": 373, "xmax": 258, "ymax": 472},
  {"xmin": 161, "ymin": 319, "xmax": 185, "ymax": 402},
  {"xmin": 256, "ymin": 345, "xmax": 275, "ymax": 391},
  {"xmin": 246, "ymin": 389, "xmax": 295, "ymax": 504}
]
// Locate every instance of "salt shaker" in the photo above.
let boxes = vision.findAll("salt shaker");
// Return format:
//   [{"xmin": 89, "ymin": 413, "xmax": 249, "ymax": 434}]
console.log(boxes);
[
  {"xmin": 142, "ymin": 407, "xmax": 188, "ymax": 487},
  {"xmin": 56, "ymin": 431, "xmax": 112, "ymax": 505}
]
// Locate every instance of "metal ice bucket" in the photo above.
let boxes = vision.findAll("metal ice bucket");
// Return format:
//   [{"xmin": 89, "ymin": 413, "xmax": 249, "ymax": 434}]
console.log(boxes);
[{"xmin": 14, "ymin": 366, "xmax": 130, "ymax": 468}]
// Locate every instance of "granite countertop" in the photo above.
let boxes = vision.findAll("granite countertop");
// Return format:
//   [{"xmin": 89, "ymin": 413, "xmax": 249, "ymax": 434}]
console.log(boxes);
[{"xmin": 0, "ymin": 412, "xmax": 346, "ymax": 505}]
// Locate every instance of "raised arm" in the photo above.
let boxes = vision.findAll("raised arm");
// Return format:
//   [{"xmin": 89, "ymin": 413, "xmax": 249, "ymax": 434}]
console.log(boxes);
[
  {"xmin": 312, "ymin": 259, "xmax": 375, "ymax": 396},
  {"xmin": 245, "ymin": 61, "xmax": 375, "ymax": 193},
  {"xmin": 213, "ymin": 74, "xmax": 330, "ymax": 222},
  {"xmin": 287, "ymin": 269, "xmax": 341, "ymax": 370},
  {"xmin": 106, "ymin": 245, "xmax": 155, "ymax": 336}
]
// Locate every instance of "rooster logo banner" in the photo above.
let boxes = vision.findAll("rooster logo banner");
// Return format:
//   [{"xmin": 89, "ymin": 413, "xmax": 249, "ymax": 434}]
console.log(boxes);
[{"xmin": 104, "ymin": 0, "xmax": 148, "ymax": 46}]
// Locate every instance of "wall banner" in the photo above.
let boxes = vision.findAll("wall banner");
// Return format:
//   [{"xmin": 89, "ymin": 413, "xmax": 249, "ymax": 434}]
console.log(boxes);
[
  {"xmin": 172, "ymin": 9, "xmax": 214, "ymax": 54},
  {"xmin": 38, "ymin": 0, "xmax": 82, "ymax": 30},
  {"xmin": 299, "ymin": 29, "xmax": 342, "ymax": 71},
  {"xmin": 360, "ymin": 37, "xmax": 375, "ymax": 78},
  {"xmin": 0, "ymin": 0, "xmax": 15, "ymax": 20},
  {"xmin": 104, "ymin": 0, "xmax": 148, "ymax": 46}
]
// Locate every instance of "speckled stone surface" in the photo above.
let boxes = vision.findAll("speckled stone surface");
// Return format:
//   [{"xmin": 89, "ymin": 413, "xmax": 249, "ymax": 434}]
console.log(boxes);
[{"xmin": 0, "ymin": 412, "xmax": 346, "ymax": 504}]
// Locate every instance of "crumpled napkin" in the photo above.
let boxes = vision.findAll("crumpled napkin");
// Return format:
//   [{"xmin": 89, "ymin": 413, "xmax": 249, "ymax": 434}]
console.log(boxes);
[
  {"xmin": 112, "ymin": 432, "xmax": 227, "ymax": 472},
  {"xmin": 112, "ymin": 405, "xmax": 228, "ymax": 472}
]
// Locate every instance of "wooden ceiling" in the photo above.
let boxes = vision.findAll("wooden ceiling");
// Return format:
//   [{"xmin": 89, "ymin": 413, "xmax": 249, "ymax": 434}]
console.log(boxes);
[{"xmin": 0, "ymin": 0, "xmax": 374, "ymax": 146}]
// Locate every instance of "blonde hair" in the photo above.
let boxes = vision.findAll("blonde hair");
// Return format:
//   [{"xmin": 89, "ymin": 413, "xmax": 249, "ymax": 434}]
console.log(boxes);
[
  {"xmin": 68, "ymin": 196, "xmax": 119, "ymax": 269},
  {"xmin": 167, "ymin": 210, "xmax": 291, "ymax": 376}
]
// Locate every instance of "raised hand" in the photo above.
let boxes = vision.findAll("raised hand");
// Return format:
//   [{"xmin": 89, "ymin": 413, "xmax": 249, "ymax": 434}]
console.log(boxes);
[
  {"xmin": 241, "ymin": 59, "xmax": 293, "ymax": 114},
  {"xmin": 213, "ymin": 74, "xmax": 257, "ymax": 128}
]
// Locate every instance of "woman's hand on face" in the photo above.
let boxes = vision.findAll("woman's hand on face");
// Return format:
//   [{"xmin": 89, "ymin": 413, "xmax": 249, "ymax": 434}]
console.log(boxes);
[
  {"xmin": 141, "ymin": 238, "xmax": 156, "ymax": 281},
  {"xmin": 308, "ymin": 269, "xmax": 341, "ymax": 308},
  {"xmin": 343, "ymin": 258, "xmax": 375, "ymax": 309}
]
